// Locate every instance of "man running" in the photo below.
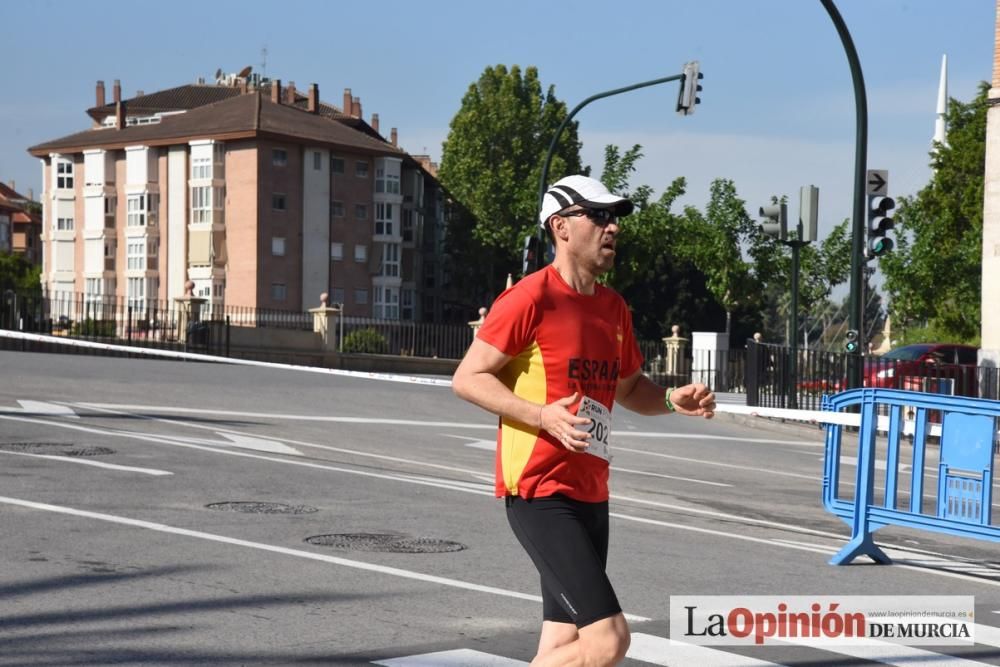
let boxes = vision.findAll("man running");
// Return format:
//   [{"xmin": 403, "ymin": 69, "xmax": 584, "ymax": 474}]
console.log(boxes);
[{"xmin": 452, "ymin": 174, "xmax": 716, "ymax": 667}]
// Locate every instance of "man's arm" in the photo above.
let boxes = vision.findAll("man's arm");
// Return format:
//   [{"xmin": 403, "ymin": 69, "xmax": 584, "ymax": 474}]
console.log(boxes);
[
  {"xmin": 615, "ymin": 370, "xmax": 716, "ymax": 418},
  {"xmin": 452, "ymin": 338, "xmax": 592, "ymax": 451}
]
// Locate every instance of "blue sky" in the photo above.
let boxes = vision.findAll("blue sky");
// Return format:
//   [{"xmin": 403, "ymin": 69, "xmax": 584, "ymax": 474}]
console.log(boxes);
[{"xmin": 2, "ymin": 0, "xmax": 994, "ymax": 243}]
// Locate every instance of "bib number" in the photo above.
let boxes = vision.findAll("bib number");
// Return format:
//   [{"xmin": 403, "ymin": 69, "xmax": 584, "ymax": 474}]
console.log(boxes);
[{"xmin": 578, "ymin": 395, "xmax": 612, "ymax": 462}]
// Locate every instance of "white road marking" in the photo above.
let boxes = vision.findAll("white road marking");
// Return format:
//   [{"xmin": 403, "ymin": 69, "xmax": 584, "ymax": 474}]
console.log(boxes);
[
  {"xmin": 465, "ymin": 440, "xmax": 496, "ymax": 451},
  {"xmin": 611, "ymin": 466, "xmax": 732, "ymax": 488},
  {"xmin": 219, "ymin": 432, "xmax": 302, "ymax": 456},
  {"xmin": 628, "ymin": 633, "xmax": 781, "ymax": 666},
  {"xmin": 0, "ymin": 449, "xmax": 172, "ymax": 476},
  {"xmin": 614, "ymin": 446, "xmax": 816, "ymax": 480},
  {"xmin": 778, "ymin": 638, "xmax": 992, "ymax": 666},
  {"xmin": 0, "ymin": 494, "xmax": 647, "ymax": 623},
  {"xmin": 373, "ymin": 649, "xmax": 528, "ymax": 666},
  {"xmin": 12, "ymin": 400, "xmax": 79, "ymax": 418}
]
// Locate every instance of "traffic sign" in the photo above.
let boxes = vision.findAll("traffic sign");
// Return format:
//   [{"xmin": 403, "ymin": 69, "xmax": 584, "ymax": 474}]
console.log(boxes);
[{"xmin": 866, "ymin": 169, "xmax": 888, "ymax": 196}]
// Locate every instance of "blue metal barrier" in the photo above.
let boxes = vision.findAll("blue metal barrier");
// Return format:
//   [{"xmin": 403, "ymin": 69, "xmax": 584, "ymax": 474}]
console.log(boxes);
[{"xmin": 822, "ymin": 388, "xmax": 1000, "ymax": 565}]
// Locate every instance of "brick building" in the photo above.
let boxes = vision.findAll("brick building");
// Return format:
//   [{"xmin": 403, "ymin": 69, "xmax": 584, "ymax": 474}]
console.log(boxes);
[
  {"xmin": 0, "ymin": 181, "xmax": 42, "ymax": 265},
  {"xmin": 27, "ymin": 73, "xmax": 453, "ymax": 321}
]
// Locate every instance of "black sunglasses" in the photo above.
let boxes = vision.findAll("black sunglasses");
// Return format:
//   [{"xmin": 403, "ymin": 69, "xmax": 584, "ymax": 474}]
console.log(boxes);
[{"xmin": 560, "ymin": 207, "xmax": 618, "ymax": 226}]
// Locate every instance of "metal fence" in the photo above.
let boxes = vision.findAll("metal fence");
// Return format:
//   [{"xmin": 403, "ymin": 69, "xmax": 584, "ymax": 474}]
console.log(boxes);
[
  {"xmin": 639, "ymin": 339, "xmax": 748, "ymax": 392},
  {"xmin": 746, "ymin": 340, "xmax": 1000, "ymax": 411}
]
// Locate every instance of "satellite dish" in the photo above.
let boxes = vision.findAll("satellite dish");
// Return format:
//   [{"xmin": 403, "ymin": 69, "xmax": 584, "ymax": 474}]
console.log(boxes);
[
  {"xmin": 237, "ymin": 65, "xmax": 252, "ymax": 78},
  {"xmin": 215, "ymin": 68, "xmax": 223, "ymax": 80}
]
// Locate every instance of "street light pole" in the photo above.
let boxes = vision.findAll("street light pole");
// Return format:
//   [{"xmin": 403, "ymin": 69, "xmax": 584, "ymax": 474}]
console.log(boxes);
[
  {"xmin": 532, "ymin": 67, "xmax": 696, "ymax": 271},
  {"xmin": 820, "ymin": 0, "xmax": 868, "ymax": 389}
]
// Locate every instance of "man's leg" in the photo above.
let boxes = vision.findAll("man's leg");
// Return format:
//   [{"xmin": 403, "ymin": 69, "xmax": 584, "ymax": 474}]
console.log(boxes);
[
  {"xmin": 531, "ymin": 613, "xmax": 630, "ymax": 667},
  {"xmin": 536, "ymin": 620, "xmax": 578, "ymax": 656}
]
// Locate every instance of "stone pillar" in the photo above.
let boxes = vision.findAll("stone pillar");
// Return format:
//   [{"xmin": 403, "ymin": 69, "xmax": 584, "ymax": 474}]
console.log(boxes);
[
  {"xmin": 981, "ymin": 0, "xmax": 1000, "ymax": 395},
  {"xmin": 174, "ymin": 280, "xmax": 207, "ymax": 343},
  {"xmin": 691, "ymin": 331, "xmax": 729, "ymax": 389},
  {"xmin": 661, "ymin": 324, "xmax": 689, "ymax": 384},
  {"xmin": 309, "ymin": 292, "xmax": 343, "ymax": 352},
  {"xmin": 468, "ymin": 307, "xmax": 488, "ymax": 336}
]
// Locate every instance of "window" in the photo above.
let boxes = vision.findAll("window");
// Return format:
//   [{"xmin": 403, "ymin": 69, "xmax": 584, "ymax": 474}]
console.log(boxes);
[
  {"xmin": 355, "ymin": 161, "xmax": 369, "ymax": 178},
  {"xmin": 354, "ymin": 288, "xmax": 368, "ymax": 305},
  {"xmin": 330, "ymin": 242, "xmax": 343, "ymax": 260},
  {"xmin": 313, "ymin": 151, "xmax": 322, "ymax": 170},
  {"xmin": 271, "ymin": 283, "xmax": 287, "ymax": 301},
  {"xmin": 148, "ymin": 238, "xmax": 158, "ymax": 258},
  {"xmin": 402, "ymin": 208, "xmax": 414, "ymax": 242},
  {"xmin": 375, "ymin": 203, "xmax": 393, "ymax": 236},
  {"xmin": 331, "ymin": 288, "xmax": 345, "ymax": 305},
  {"xmin": 213, "ymin": 282, "xmax": 224, "ymax": 298},
  {"xmin": 272, "ymin": 148, "xmax": 288, "ymax": 166},
  {"xmin": 104, "ymin": 241, "xmax": 114, "ymax": 258},
  {"xmin": 272, "ymin": 193, "xmax": 287, "ymax": 211},
  {"xmin": 331, "ymin": 201, "xmax": 344, "ymax": 217},
  {"xmin": 375, "ymin": 167, "xmax": 400, "ymax": 195},
  {"xmin": 56, "ymin": 217, "xmax": 74, "ymax": 231},
  {"xmin": 192, "ymin": 186, "xmax": 211, "ymax": 223},
  {"xmin": 127, "ymin": 276, "xmax": 145, "ymax": 312},
  {"xmin": 374, "ymin": 286, "xmax": 399, "ymax": 320},
  {"xmin": 192, "ymin": 156, "xmax": 212, "ymax": 179},
  {"xmin": 56, "ymin": 160, "xmax": 74, "ymax": 189},
  {"xmin": 355, "ymin": 204, "xmax": 367, "ymax": 220},
  {"xmin": 354, "ymin": 245, "xmax": 367, "ymax": 262},
  {"xmin": 272, "ymin": 237, "xmax": 286, "ymax": 256},
  {"xmin": 127, "ymin": 241, "xmax": 145, "ymax": 270},
  {"xmin": 379, "ymin": 243, "xmax": 400, "ymax": 277},
  {"xmin": 331, "ymin": 157, "xmax": 345, "ymax": 174},
  {"xmin": 104, "ymin": 196, "xmax": 116, "ymax": 219},
  {"xmin": 402, "ymin": 288, "xmax": 414, "ymax": 320},
  {"xmin": 127, "ymin": 194, "xmax": 156, "ymax": 227}
]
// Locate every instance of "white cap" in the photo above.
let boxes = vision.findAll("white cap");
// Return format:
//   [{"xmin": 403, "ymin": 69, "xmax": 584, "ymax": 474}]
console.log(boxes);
[{"xmin": 539, "ymin": 175, "xmax": 634, "ymax": 228}]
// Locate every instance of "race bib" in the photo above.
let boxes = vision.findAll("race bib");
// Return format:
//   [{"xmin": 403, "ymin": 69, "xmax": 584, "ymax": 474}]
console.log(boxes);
[{"xmin": 578, "ymin": 395, "xmax": 612, "ymax": 462}]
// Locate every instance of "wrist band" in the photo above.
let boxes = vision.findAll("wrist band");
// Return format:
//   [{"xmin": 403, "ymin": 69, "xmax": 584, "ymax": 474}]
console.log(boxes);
[{"xmin": 664, "ymin": 387, "xmax": 677, "ymax": 412}]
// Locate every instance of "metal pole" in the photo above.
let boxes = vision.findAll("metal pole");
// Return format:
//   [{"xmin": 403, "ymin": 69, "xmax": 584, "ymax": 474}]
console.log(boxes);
[
  {"xmin": 534, "ymin": 73, "xmax": 685, "ymax": 271},
  {"xmin": 790, "ymin": 239, "xmax": 801, "ymax": 410},
  {"xmin": 820, "ymin": 0, "xmax": 868, "ymax": 389}
]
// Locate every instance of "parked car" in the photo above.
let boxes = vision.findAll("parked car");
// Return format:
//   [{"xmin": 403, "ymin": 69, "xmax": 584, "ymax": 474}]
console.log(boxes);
[{"xmin": 864, "ymin": 343, "xmax": 980, "ymax": 397}]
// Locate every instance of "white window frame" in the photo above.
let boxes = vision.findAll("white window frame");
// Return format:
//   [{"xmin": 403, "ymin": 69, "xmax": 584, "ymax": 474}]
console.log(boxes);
[
  {"xmin": 271, "ymin": 282, "xmax": 287, "ymax": 301},
  {"xmin": 331, "ymin": 157, "xmax": 345, "ymax": 174},
  {"xmin": 331, "ymin": 200, "xmax": 344, "ymax": 218},
  {"xmin": 191, "ymin": 156, "xmax": 212, "ymax": 180},
  {"xmin": 379, "ymin": 242, "xmax": 400, "ymax": 277},
  {"xmin": 330, "ymin": 242, "xmax": 344, "ymax": 260},
  {"xmin": 56, "ymin": 160, "xmax": 74, "ymax": 189},
  {"xmin": 273, "ymin": 148, "xmax": 288, "ymax": 167},
  {"xmin": 56, "ymin": 216, "xmax": 74, "ymax": 231},
  {"xmin": 355, "ymin": 161, "xmax": 369, "ymax": 178},
  {"xmin": 127, "ymin": 240, "xmax": 146, "ymax": 270},
  {"xmin": 375, "ymin": 202, "xmax": 393, "ymax": 236},
  {"xmin": 354, "ymin": 245, "xmax": 367, "ymax": 262},
  {"xmin": 353, "ymin": 288, "xmax": 368, "ymax": 305}
]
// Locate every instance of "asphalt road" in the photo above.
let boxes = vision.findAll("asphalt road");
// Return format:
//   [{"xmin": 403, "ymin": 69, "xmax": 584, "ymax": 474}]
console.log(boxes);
[{"xmin": 2, "ymin": 350, "xmax": 999, "ymax": 666}]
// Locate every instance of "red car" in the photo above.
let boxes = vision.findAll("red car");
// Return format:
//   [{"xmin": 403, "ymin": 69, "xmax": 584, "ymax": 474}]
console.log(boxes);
[{"xmin": 864, "ymin": 343, "xmax": 981, "ymax": 397}]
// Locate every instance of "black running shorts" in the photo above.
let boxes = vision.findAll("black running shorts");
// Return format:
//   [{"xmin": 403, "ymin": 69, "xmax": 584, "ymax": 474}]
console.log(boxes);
[{"xmin": 505, "ymin": 493, "xmax": 622, "ymax": 627}]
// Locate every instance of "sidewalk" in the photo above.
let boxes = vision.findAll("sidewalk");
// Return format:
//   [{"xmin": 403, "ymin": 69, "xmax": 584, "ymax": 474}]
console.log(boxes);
[{"xmin": 713, "ymin": 392, "xmax": 827, "ymax": 440}]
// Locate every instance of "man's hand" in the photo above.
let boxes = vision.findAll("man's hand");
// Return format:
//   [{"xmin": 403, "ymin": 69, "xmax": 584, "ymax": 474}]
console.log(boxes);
[
  {"xmin": 540, "ymin": 392, "xmax": 593, "ymax": 452},
  {"xmin": 669, "ymin": 384, "xmax": 716, "ymax": 419}
]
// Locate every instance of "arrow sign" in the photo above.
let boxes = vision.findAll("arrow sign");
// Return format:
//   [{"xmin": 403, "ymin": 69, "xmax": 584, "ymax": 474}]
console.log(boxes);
[{"xmin": 866, "ymin": 169, "xmax": 889, "ymax": 195}]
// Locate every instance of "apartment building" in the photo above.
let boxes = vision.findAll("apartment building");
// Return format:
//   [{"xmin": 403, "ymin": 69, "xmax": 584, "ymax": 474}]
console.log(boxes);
[
  {"xmin": 27, "ymin": 74, "xmax": 450, "ymax": 320},
  {"xmin": 0, "ymin": 181, "xmax": 42, "ymax": 265}
]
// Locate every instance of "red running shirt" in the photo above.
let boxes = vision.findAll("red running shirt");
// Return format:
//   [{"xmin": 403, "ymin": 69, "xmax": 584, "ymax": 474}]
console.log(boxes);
[{"xmin": 476, "ymin": 265, "xmax": 643, "ymax": 502}]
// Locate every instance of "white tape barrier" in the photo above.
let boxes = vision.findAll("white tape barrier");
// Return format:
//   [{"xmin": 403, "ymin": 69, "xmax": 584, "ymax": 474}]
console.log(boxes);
[{"xmin": 0, "ymin": 329, "xmax": 452, "ymax": 388}]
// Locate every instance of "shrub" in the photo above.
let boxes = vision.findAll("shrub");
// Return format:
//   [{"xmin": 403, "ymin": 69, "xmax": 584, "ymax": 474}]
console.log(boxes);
[
  {"xmin": 71, "ymin": 318, "xmax": 116, "ymax": 337},
  {"xmin": 342, "ymin": 327, "xmax": 388, "ymax": 354}
]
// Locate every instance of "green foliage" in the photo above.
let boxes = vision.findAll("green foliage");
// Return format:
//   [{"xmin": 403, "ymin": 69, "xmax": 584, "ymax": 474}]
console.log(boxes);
[
  {"xmin": 342, "ymin": 328, "xmax": 388, "ymax": 354},
  {"xmin": 71, "ymin": 319, "xmax": 116, "ymax": 337},
  {"xmin": 0, "ymin": 252, "xmax": 42, "ymax": 295},
  {"xmin": 438, "ymin": 64, "xmax": 582, "ymax": 296},
  {"xmin": 880, "ymin": 82, "xmax": 988, "ymax": 343}
]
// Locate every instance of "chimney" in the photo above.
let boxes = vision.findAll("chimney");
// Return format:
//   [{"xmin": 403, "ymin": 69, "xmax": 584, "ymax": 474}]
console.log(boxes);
[
  {"xmin": 286, "ymin": 81, "xmax": 296, "ymax": 105},
  {"xmin": 371, "ymin": 113, "xmax": 379, "ymax": 133},
  {"xmin": 271, "ymin": 79, "xmax": 282, "ymax": 104},
  {"xmin": 96, "ymin": 80, "xmax": 105, "ymax": 108},
  {"xmin": 136, "ymin": 90, "xmax": 144, "ymax": 97},
  {"xmin": 115, "ymin": 100, "xmax": 126, "ymax": 130},
  {"xmin": 113, "ymin": 79, "xmax": 121, "ymax": 103},
  {"xmin": 343, "ymin": 88, "xmax": 352, "ymax": 114},
  {"xmin": 352, "ymin": 96, "xmax": 362, "ymax": 118},
  {"xmin": 7, "ymin": 180, "xmax": 13, "ymax": 191},
  {"xmin": 390, "ymin": 128, "xmax": 397, "ymax": 147},
  {"xmin": 307, "ymin": 83, "xmax": 318, "ymax": 113},
  {"xmin": 27, "ymin": 188, "xmax": 34, "ymax": 202}
]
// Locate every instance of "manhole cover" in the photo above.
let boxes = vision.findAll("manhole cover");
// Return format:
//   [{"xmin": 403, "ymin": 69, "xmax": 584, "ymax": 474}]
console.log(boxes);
[
  {"xmin": 205, "ymin": 501, "xmax": 319, "ymax": 514},
  {"xmin": 304, "ymin": 533, "xmax": 467, "ymax": 553},
  {"xmin": 0, "ymin": 442, "xmax": 114, "ymax": 457}
]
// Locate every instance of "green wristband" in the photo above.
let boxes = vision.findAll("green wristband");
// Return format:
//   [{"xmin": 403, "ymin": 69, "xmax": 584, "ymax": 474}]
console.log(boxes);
[{"xmin": 664, "ymin": 387, "xmax": 677, "ymax": 412}]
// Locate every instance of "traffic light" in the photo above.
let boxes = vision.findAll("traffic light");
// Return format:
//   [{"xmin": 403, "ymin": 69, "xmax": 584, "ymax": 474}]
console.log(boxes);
[
  {"xmin": 845, "ymin": 329, "xmax": 860, "ymax": 353},
  {"xmin": 758, "ymin": 203, "xmax": 788, "ymax": 240},
  {"xmin": 867, "ymin": 195, "xmax": 895, "ymax": 258},
  {"xmin": 676, "ymin": 61, "xmax": 703, "ymax": 116}
]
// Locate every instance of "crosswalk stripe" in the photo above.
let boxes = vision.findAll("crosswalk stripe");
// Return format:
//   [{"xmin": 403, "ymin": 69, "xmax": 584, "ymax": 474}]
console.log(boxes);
[
  {"xmin": 777, "ymin": 641, "xmax": 993, "ymax": 666},
  {"xmin": 372, "ymin": 648, "xmax": 528, "ymax": 666},
  {"xmin": 628, "ymin": 633, "xmax": 782, "ymax": 666}
]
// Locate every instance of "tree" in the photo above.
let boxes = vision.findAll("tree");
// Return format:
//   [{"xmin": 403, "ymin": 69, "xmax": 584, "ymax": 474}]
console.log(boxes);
[
  {"xmin": 0, "ymin": 252, "xmax": 41, "ymax": 295},
  {"xmin": 438, "ymin": 65, "xmax": 583, "ymax": 299},
  {"xmin": 880, "ymin": 82, "xmax": 988, "ymax": 344}
]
